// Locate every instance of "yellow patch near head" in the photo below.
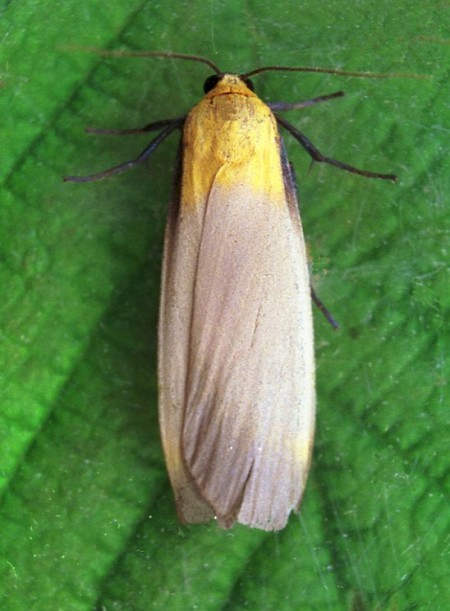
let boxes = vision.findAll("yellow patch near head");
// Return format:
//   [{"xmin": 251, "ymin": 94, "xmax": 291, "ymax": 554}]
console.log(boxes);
[{"xmin": 181, "ymin": 74, "xmax": 286, "ymax": 209}]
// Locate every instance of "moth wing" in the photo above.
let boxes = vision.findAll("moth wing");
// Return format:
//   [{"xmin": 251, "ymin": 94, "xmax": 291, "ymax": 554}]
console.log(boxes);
[
  {"xmin": 183, "ymin": 161, "xmax": 315, "ymax": 531},
  {"xmin": 158, "ymin": 158, "xmax": 215, "ymax": 524}
]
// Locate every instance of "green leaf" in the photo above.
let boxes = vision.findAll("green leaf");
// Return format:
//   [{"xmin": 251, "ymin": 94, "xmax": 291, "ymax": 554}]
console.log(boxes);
[{"xmin": 0, "ymin": 1, "xmax": 448, "ymax": 610}]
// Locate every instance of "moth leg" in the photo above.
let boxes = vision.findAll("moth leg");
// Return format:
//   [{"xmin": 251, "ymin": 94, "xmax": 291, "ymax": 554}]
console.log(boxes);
[
  {"xmin": 269, "ymin": 91, "xmax": 344, "ymax": 111},
  {"xmin": 85, "ymin": 117, "xmax": 185, "ymax": 136},
  {"xmin": 64, "ymin": 118, "xmax": 184, "ymax": 182},
  {"xmin": 276, "ymin": 115, "xmax": 397, "ymax": 181}
]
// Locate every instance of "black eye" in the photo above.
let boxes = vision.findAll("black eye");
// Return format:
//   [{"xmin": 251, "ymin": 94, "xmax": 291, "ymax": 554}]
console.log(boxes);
[
  {"xmin": 204, "ymin": 75, "xmax": 221, "ymax": 93},
  {"xmin": 242, "ymin": 77, "xmax": 254, "ymax": 92}
]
